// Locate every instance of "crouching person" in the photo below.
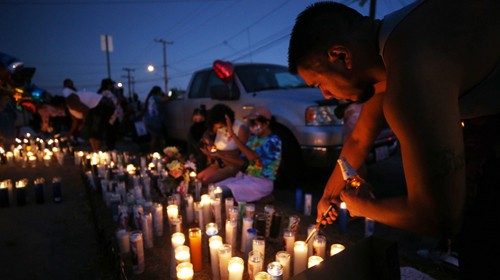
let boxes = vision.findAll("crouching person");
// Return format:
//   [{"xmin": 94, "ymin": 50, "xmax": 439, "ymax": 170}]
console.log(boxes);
[{"xmin": 214, "ymin": 106, "xmax": 281, "ymax": 203}]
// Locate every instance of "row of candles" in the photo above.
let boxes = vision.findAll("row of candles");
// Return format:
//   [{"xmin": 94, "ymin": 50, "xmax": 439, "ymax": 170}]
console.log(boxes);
[
  {"xmin": 0, "ymin": 133, "xmax": 72, "ymax": 167},
  {"xmin": 0, "ymin": 177, "xmax": 63, "ymax": 207},
  {"xmin": 76, "ymin": 149, "xmax": 351, "ymax": 279}
]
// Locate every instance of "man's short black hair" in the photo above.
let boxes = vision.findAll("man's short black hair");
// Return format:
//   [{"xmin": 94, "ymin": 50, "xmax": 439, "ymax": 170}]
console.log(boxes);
[{"xmin": 288, "ymin": 1, "xmax": 364, "ymax": 74}]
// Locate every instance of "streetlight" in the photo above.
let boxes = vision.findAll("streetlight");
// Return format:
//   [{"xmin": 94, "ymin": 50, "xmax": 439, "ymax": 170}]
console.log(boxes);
[{"xmin": 147, "ymin": 64, "xmax": 155, "ymax": 72}]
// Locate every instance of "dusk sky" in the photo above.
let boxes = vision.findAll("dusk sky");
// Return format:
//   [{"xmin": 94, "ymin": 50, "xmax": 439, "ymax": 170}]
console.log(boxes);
[{"xmin": 0, "ymin": 0, "xmax": 412, "ymax": 101}]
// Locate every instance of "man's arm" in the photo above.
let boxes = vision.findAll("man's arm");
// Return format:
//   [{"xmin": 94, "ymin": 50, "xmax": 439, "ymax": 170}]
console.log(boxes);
[
  {"xmin": 342, "ymin": 56, "xmax": 466, "ymax": 236},
  {"xmin": 318, "ymin": 91, "xmax": 387, "ymax": 223}
]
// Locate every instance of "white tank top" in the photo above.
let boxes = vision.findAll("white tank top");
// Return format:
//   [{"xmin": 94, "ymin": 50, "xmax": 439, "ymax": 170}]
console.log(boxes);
[
  {"xmin": 214, "ymin": 119, "xmax": 244, "ymax": 151},
  {"xmin": 68, "ymin": 91, "xmax": 102, "ymax": 119}
]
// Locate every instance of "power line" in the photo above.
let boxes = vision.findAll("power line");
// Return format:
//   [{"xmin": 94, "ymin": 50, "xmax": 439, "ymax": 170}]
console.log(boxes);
[{"xmin": 0, "ymin": 0, "xmax": 232, "ymax": 5}]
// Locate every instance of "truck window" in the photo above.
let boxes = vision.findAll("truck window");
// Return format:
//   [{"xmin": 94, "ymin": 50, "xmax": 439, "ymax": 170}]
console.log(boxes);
[
  {"xmin": 235, "ymin": 64, "xmax": 307, "ymax": 92},
  {"xmin": 204, "ymin": 71, "xmax": 226, "ymax": 97},
  {"xmin": 189, "ymin": 70, "xmax": 210, "ymax": 99}
]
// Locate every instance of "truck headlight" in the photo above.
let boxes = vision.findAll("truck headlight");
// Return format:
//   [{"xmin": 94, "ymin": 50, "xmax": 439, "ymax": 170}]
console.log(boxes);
[{"xmin": 305, "ymin": 105, "xmax": 343, "ymax": 126}]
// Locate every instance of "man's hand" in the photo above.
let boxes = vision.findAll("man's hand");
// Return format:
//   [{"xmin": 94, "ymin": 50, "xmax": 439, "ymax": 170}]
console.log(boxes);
[
  {"xmin": 316, "ymin": 196, "xmax": 339, "ymax": 225},
  {"xmin": 225, "ymin": 115, "xmax": 235, "ymax": 138},
  {"xmin": 340, "ymin": 182, "xmax": 375, "ymax": 217}
]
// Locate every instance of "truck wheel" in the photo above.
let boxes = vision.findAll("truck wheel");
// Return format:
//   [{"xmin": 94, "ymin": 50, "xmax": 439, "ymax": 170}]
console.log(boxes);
[{"xmin": 272, "ymin": 121, "xmax": 304, "ymax": 189}]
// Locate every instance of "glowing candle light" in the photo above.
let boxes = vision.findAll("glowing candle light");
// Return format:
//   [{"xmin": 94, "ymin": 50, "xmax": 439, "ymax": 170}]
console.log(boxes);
[
  {"xmin": 167, "ymin": 204, "xmax": 179, "ymax": 221},
  {"xmin": 313, "ymin": 234, "xmax": 327, "ymax": 259},
  {"xmin": 218, "ymin": 244, "xmax": 232, "ymax": 280},
  {"xmin": 307, "ymin": 255, "xmax": 324, "ymax": 268},
  {"xmin": 176, "ymin": 262, "xmax": 194, "ymax": 280},
  {"xmin": 267, "ymin": 261, "xmax": 284, "ymax": 279},
  {"xmin": 15, "ymin": 179, "xmax": 27, "ymax": 206},
  {"xmin": 275, "ymin": 251, "xmax": 291, "ymax": 280},
  {"xmin": 227, "ymin": 257, "xmax": 244, "ymax": 280},
  {"xmin": 252, "ymin": 237, "xmax": 265, "ymax": 260},
  {"xmin": 212, "ymin": 197, "xmax": 222, "ymax": 228},
  {"xmin": 206, "ymin": 222, "xmax": 219, "ymax": 237},
  {"xmin": 185, "ymin": 194, "xmax": 194, "ymax": 224},
  {"xmin": 330, "ymin": 244, "xmax": 346, "ymax": 256},
  {"xmin": 188, "ymin": 228, "xmax": 203, "ymax": 272},
  {"xmin": 293, "ymin": 241, "xmax": 307, "ymax": 275},
  {"xmin": 171, "ymin": 232, "xmax": 186, "ymax": 278},
  {"xmin": 225, "ymin": 219, "xmax": 237, "ymax": 253},
  {"xmin": 338, "ymin": 202, "xmax": 348, "ymax": 233},
  {"xmin": 209, "ymin": 235, "xmax": 223, "ymax": 280},
  {"xmin": 201, "ymin": 194, "xmax": 213, "ymax": 224},
  {"xmin": 254, "ymin": 272, "xmax": 272, "ymax": 280},
  {"xmin": 283, "ymin": 230, "xmax": 295, "ymax": 255},
  {"xmin": 175, "ymin": 245, "xmax": 191, "ymax": 265},
  {"xmin": 247, "ymin": 250, "xmax": 263, "ymax": 280}
]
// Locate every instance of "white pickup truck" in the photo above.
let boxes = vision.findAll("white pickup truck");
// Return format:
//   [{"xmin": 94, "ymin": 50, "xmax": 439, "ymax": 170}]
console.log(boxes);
[{"xmin": 164, "ymin": 61, "xmax": 398, "ymax": 177}]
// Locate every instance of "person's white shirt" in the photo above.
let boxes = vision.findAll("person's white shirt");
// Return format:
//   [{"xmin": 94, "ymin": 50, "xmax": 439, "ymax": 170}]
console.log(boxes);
[
  {"xmin": 214, "ymin": 119, "xmax": 244, "ymax": 151},
  {"xmin": 67, "ymin": 91, "xmax": 102, "ymax": 120}
]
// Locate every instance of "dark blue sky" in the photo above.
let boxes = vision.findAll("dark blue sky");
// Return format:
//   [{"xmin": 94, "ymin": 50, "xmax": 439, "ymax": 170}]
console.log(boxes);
[{"xmin": 0, "ymin": 0, "xmax": 411, "ymax": 100}]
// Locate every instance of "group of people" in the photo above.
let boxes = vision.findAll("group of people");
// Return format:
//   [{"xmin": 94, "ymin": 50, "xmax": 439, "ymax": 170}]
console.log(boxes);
[{"xmin": 187, "ymin": 103, "xmax": 282, "ymax": 203}]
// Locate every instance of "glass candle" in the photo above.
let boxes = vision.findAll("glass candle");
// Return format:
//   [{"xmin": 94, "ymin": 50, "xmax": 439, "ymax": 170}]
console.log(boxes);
[
  {"xmin": 275, "ymin": 251, "xmax": 291, "ymax": 280},
  {"xmin": 283, "ymin": 230, "xmax": 295, "ymax": 255},
  {"xmin": 15, "ymin": 179, "xmax": 27, "ymax": 206},
  {"xmin": 245, "ymin": 203, "xmax": 255, "ymax": 219},
  {"xmin": 116, "ymin": 229, "xmax": 130, "ymax": 254},
  {"xmin": 218, "ymin": 244, "xmax": 232, "ymax": 280},
  {"xmin": 185, "ymin": 194, "xmax": 194, "ymax": 224},
  {"xmin": 167, "ymin": 204, "xmax": 179, "ymax": 221},
  {"xmin": 313, "ymin": 234, "xmax": 327, "ymax": 259},
  {"xmin": 240, "ymin": 217, "xmax": 253, "ymax": 253},
  {"xmin": 307, "ymin": 255, "xmax": 324, "ymax": 268},
  {"xmin": 252, "ymin": 236, "xmax": 266, "ymax": 260},
  {"xmin": 176, "ymin": 262, "xmax": 194, "ymax": 280},
  {"xmin": 307, "ymin": 224, "xmax": 316, "ymax": 257},
  {"xmin": 255, "ymin": 271, "xmax": 272, "ymax": 280},
  {"xmin": 248, "ymin": 250, "xmax": 264, "ymax": 280},
  {"xmin": 152, "ymin": 203, "xmax": 163, "ymax": 237},
  {"xmin": 330, "ymin": 243, "xmax": 346, "ymax": 256},
  {"xmin": 264, "ymin": 204, "xmax": 275, "ymax": 237},
  {"xmin": 338, "ymin": 202, "xmax": 348, "ymax": 233},
  {"xmin": 205, "ymin": 222, "xmax": 219, "ymax": 237},
  {"xmin": 209, "ymin": 235, "xmax": 223, "ymax": 280},
  {"xmin": 175, "ymin": 245, "xmax": 191, "ymax": 265},
  {"xmin": 188, "ymin": 228, "xmax": 203, "ymax": 272},
  {"xmin": 254, "ymin": 212, "xmax": 267, "ymax": 237},
  {"xmin": 293, "ymin": 241, "xmax": 307, "ymax": 275},
  {"xmin": 212, "ymin": 197, "xmax": 222, "ymax": 228},
  {"xmin": 194, "ymin": 201, "xmax": 204, "ymax": 229},
  {"xmin": 0, "ymin": 181, "xmax": 9, "ymax": 207},
  {"xmin": 228, "ymin": 257, "xmax": 244, "ymax": 280},
  {"xmin": 225, "ymin": 219, "xmax": 237, "ymax": 254},
  {"xmin": 201, "ymin": 194, "xmax": 213, "ymax": 224},
  {"xmin": 267, "ymin": 261, "xmax": 284, "ymax": 280},
  {"xmin": 225, "ymin": 197, "xmax": 234, "ymax": 218}
]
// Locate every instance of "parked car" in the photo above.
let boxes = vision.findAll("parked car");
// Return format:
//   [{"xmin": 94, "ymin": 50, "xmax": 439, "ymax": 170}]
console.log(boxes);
[{"xmin": 164, "ymin": 61, "xmax": 398, "ymax": 185}]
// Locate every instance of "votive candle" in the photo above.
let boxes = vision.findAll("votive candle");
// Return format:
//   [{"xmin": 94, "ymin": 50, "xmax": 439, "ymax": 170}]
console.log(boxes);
[
  {"xmin": 248, "ymin": 250, "xmax": 264, "ymax": 280},
  {"xmin": 176, "ymin": 262, "xmax": 194, "ymax": 280},
  {"xmin": 188, "ymin": 228, "xmax": 203, "ymax": 272},
  {"xmin": 209, "ymin": 235, "xmax": 223, "ymax": 280},
  {"xmin": 225, "ymin": 218, "xmax": 237, "ymax": 253},
  {"xmin": 175, "ymin": 245, "xmax": 191, "ymax": 265},
  {"xmin": 313, "ymin": 234, "xmax": 327, "ymax": 259},
  {"xmin": 307, "ymin": 255, "xmax": 324, "ymax": 268},
  {"xmin": 275, "ymin": 251, "xmax": 291, "ymax": 280},
  {"xmin": 228, "ymin": 257, "xmax": 244, "ymax": 280},
  {"xmin": 293, "ymin": 241, "xmax": 307, "ymax": 275},
  {"xmin": 253, "ymin": 236, "xmax": 266, "ymax": 260},
  {"xmin": 283, "ymin": 230, "xmax": 295, "ymax": 255},
  {"xmin": 218, "ymin": 244, "xmax": 232, "ymax": 280},
  {"xmin": 167, "ymin": 204, "xmax": 179, "ymax": 221},
  {"xmin": 330, "ymin": 243, "xmax": 346, "ymax": 256}
]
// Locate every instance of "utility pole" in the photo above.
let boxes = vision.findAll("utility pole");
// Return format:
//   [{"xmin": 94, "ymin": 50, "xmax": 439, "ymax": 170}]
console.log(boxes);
[
  {"xmin": 154, "ymin": 38, "xmax": 173, "ymax": 93},
  {"xmin": 369, "ymin": 0, "xmax": 377, "ymax": 20},
  {"xmin": 122, "ymin": 67, "xmax": 135, "ymax": 100}
]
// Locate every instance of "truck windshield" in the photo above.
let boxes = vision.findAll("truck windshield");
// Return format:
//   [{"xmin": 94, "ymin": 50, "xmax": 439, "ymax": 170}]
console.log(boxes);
[{"xmin": 235, "ymin": 64, "xmax": 308, "ymax": 92}]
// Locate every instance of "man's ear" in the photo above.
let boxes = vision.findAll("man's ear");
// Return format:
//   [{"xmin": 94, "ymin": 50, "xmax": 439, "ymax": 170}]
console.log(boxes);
[{"xmin": 327, "ymin": 46, "xmax": 352, "ymax": 70}]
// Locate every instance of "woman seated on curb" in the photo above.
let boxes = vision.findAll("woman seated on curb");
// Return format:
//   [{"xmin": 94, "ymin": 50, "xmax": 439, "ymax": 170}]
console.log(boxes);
[
  {"xmin": 197, "ymin": 104, "xmax": 250, "ymax": 185},
  {"xmin": 214, "ymin": 106, "xmax": 282, "ymax": 203}
]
